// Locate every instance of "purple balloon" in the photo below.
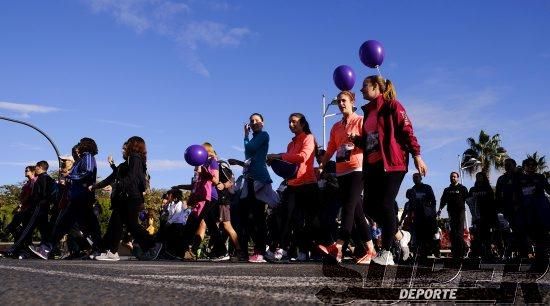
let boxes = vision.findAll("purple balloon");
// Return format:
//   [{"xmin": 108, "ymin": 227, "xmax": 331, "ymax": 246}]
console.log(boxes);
[
  {"xmin": 359, "ymin": 40, "xmax": 385, "ymax": 68},
  {"xmin": 333, "ymin": 65, "xmax": 356, "ymax": 91},
  {"xmin": 184, "ymin": 144, "xmax": 208, "ymax": 166}
]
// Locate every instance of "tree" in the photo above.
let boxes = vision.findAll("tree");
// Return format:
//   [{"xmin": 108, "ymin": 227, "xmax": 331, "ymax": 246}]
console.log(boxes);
[
  {"xmin": 526, "ymin": 151, "xmax": 548, "ymax": 174},
  {"xmin": 462, "ymin": 130, "xmax": 507, "ymax": 178}
]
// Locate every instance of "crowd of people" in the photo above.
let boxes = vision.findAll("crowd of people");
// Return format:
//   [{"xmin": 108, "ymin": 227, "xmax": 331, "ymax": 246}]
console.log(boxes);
[{"xmin": 1, "ymin": 74, "xmax": 548, "ymax": 270}]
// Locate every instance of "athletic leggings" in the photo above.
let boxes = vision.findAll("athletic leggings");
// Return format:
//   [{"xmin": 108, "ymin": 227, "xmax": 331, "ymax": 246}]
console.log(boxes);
[
  {"xmin": 363, "ymin": 162, "xmax": 405, "ymax": 250},
  {"xmin": 103, "ymin": 199, "xmax": 155, "ymax": 253},
  {"xmin": 238, "ymin": 178, "xmax": 267, "ymax": 254},
  {"xmin": 337, "ymin": 171, "xmax": 371, "ymax": 243},
  {"xmin": 44, "ymin": 192, "xmax": 101, "ymax": 252},
  {"xmin": 8, "ymin": 202, "xmax": 50, "ymax": 253},
  {"xmin": 280, "ymin": 183, "xmax": 320, "ymax": 253}
]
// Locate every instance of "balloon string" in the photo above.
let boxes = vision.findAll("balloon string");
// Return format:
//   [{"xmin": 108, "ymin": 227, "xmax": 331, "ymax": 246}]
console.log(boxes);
[{"xmin": 376, "ymin": 65, "xmax": 383, "ymax": 78}]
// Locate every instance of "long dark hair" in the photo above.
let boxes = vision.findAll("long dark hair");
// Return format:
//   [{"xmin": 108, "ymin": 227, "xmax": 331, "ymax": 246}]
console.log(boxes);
[
  {"xmin": 289, "ymin": 113, "xmax": 312, "ymax": 135},
  {"xmin": 125, "ymin": 136, "xmax": 147, "ymax": 163},
  {"xmin": 78, "ymin": 137, "xmax": 98, "ymax": 156}
]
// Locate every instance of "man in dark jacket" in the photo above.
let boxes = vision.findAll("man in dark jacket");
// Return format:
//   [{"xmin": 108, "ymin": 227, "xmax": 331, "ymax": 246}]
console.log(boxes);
[
  {"xmin": 404, "ymin": 173, "xmax": 437, "ymax": 259},
  {"xmin": 438, "ymin": 172, "xmax": 469, "ymax": 260},
  {"xmin": 3, "ymin": 161, "xmax": 56, "ymax": 258},
  {"xmin": 518, "ymin": 158, "xmax": 550, "ymax": 271},
  {"xmin": 468, "ymin": 172, "xmax": 496, "ymax": 259}
]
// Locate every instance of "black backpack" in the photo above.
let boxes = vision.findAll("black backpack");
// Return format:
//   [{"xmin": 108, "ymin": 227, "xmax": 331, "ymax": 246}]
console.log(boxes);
[{"xmin": 217, "ymin": 160, "xmax": 234, "ymax": 205}]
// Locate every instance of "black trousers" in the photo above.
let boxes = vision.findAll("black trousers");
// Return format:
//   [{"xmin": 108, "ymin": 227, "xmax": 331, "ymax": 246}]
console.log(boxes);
[
  {"xmin": 8, "ymin": 203, "xmax": 50, "ymax": 253},
  {"xmin": 363, "ymin": 162, "xmax": 405, "ymax": 250},
  {"xmin": 280, "ymin": 183, "xmax": 320, "ymax": 253},
  {"xmin": 158, "ymin": 223, "xmax": 186, "ymax": 255},
  {"xmin": 202, "ymin": 199, "xmax": 226, "ymax": 256},
  {"xmin": 449, "ymin": 210, "xmax": 465, "ymax": 259},
  {"xmin": 338, "ymin": 172, "xmax": 371, "ymax": 243},
  {"xmin": 238, "ymin": 179, "xmax": 267, "ymax": 254},
  {"xmin": 103, "ymin": 199, "xmax": 154, "ymax": 253},
  {"xmin": 48, "ymin": 192, "xmax": 101, "ymax": 250},
  {"xmin": 414, "ymin": 215, "xmax": 437, "ymax": 257}
]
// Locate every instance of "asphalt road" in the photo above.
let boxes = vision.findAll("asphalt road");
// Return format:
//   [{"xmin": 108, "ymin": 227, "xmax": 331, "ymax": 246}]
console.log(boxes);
[{"xmin": 0, "ymin": 257, "xmax": 549, "ymax": 304}]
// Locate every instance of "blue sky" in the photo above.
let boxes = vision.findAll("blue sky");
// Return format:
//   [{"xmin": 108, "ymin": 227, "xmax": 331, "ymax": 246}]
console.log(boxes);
[{"xmin": 1, "ymin": 0, "xmax": 549, "ymax": 210}]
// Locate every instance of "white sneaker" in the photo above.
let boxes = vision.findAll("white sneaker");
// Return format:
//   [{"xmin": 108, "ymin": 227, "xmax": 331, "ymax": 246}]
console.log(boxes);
[
  {"xmin": 274, "ymin": 248, "xmax": 287, "ymax": 260},
  {"xmin": 265, "ymin": 248, "xmax": 277, "ymax": 262},
  {"xmin": 95, "ymin": 250, "xmax": 120, "ymax": 261},
  {"xmin": 399, "ymin": 230, "xmax": 411, "ymax": 261},
  {"xmin": 373, "ymin": 250, "xmax": 395, "ymax": 266}
]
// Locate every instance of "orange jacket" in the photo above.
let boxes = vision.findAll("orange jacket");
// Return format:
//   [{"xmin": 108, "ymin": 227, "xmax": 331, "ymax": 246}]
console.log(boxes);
[{"xmin": 282, "ymin": 132, "xmax": 317, "ymax": 186}]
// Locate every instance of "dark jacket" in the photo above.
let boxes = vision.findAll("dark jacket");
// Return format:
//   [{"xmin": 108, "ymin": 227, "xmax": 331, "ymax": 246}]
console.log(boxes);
[
  {"xmin": 495, "ymin": 171, "xmax": 520, "ymax": 217},
  {"xmin": 30, "ymin": 172, "xmax": 57, "ymax": 209},
  {"xmin": 95, "ymin": 153, "xmax": 146, "ymax": 205},
  {"xmin": 356, "ymin": 95, "xmax": 421, "ymax": 172},
  {"xmin": 469, "ymin": 183, "xmax": 496, "ymax": 224},
  {"xmin": 406, "ymin": 183, "xmax": 437, "ymax": 218},
  {"xmin": 440, "ymin": 183, "xmax": 469, "ymax": 215}
]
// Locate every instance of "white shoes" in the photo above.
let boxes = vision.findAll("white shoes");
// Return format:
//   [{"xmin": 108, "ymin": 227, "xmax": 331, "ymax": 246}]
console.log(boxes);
[
  {"xmin": 95, "ymin": 250, "xmax": 120, "ymax": 261},
  {"xmin": 399, "ymin": 230, "xmax": 411, "ymax": 261},
  {"xmin": 373, "ymin": 250, "xmax": 395, "ymax": 266}
]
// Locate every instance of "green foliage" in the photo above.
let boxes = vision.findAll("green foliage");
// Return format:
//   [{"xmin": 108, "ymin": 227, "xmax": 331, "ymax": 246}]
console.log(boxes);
[
  {"xmin": 462, "ymin": 130, "xmax": 508, "ymax": 179},
  {"xmin": 526, "ymin": 152, "xmax": 548, "ymax": 174},
  {"xmin": 0, "ymin": 183, "xmax": 24, "ymax": 229},
  {"xmin": 94, "ymin": 189, "xmax": 113, "ymax": 234}
]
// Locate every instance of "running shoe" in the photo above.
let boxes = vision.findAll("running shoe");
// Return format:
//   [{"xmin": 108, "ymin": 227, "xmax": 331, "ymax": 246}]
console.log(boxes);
[
  {"xmin": 95, "ymin": 251, "xmax": 120, "ymax": 261},
  {"xmin": 183, "ymin": 249, "xmax": 197, "ymax": 261},
  {"xmin": 372, "ymin": 250, "xmax": 395, "ymax": 266},
  {"xmin": 28, "ymin": 245, "xmax": 50, "ymax": 260},
  {"xmin": 356, "ymin": 250, "xmax": 377, "ymax": 265},
  {"xmin": 264, "ymin": 248, "xmax": 277, "ymax": 262},
  {"xmin": 210, "ymin": 253, "xmax": 230, "ymax": 262},
  {"xmin": 399, "ymin": 230, "xmax": 411, "ymax": 261},
  {"xmin": 248, "ymin": 252, "xmax": 266, "ymax": 263},
  {"xmin": 318, "ymin": 243, "xmax": 342, "ymax": 263}
]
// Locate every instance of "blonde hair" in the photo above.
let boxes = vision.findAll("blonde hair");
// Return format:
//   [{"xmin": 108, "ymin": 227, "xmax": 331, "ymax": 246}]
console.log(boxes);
[
  {"xmin": 202, "ymin": 142, "xmax": 217, "ymax": 157},
  {"xmin": 365, "ymin": 75, "xmax": 397, "ymax": 102},
  {"xmin": 338, "ymin": 90, "xmax": 355, "ymax": 102}
]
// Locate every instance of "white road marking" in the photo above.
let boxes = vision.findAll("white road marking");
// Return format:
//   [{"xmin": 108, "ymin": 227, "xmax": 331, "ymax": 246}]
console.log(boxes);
[{"xmin": 0, "ymin": 264, "xmax": 321, "ymax": 303}]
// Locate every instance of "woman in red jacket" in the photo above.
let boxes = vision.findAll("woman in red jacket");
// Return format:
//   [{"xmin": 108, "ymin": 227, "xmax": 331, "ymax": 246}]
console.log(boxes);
[{"xmin": 353, "ymin": 75, "xmax": 428, "ymax": 266}]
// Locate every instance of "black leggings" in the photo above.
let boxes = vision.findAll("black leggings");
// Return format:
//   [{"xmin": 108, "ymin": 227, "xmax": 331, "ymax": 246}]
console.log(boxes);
[
  {"xmin": 103, "ymin": 199, "xmax": 155, "ymax": 253},
  {"xmin": 337, "ymin": 171, "xmax": 371, "ymax": 243},
  {"xmin": 238, "ymin": 179, "xmax": 267, "ymax": 254},
  {"xmin": 280, "ymin": 183, "xmax": 320, "ymax": 253},
  {"xmin": 8, "ymin": 203, "xmax": 50, "ymax": 253},
  {"xmin": 363, "ymin": 162, "xmax": 405, "ymax": 250},
  {"xmin": 48, "ymin": 193, "xmax": 102, "ymax": 250}
]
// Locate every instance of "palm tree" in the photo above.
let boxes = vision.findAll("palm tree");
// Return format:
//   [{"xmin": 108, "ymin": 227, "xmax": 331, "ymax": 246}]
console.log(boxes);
[
  {"xmin": 526, "ymin": 151, "xmax": 548, "ymax": 173},
  {"xmin": 462, "ymin": 130, "xmax": 507, "ymax": 178}
]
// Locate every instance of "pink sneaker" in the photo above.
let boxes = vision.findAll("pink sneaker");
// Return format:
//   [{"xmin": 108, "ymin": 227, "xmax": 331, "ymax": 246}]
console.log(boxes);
[
  {"xmin": 318, "ymin": 243, "xmax": 342, "ymax": 263},
  {"xmin": 248, "ymin": 252, "xmax": 266, "ymax": 263},
  {"xmin": 356, "ymin": 250, "xmax": 377, "ymax": 265}
]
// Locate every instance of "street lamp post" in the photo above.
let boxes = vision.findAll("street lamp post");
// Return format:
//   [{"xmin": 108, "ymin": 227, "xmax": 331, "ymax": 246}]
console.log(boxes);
[
  {"xmin": 458, "ymin": 153, "xmax": 481, "ymax": 185},
  {"xmin": 0, "ymin": 116, "xmax": 62, "ymax": 177}
]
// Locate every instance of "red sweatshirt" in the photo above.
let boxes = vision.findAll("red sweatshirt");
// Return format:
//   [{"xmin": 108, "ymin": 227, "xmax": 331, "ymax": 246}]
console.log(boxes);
[{"xmin": 358, "ymin": 95, "xmax": 421, "ymax": 172}]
